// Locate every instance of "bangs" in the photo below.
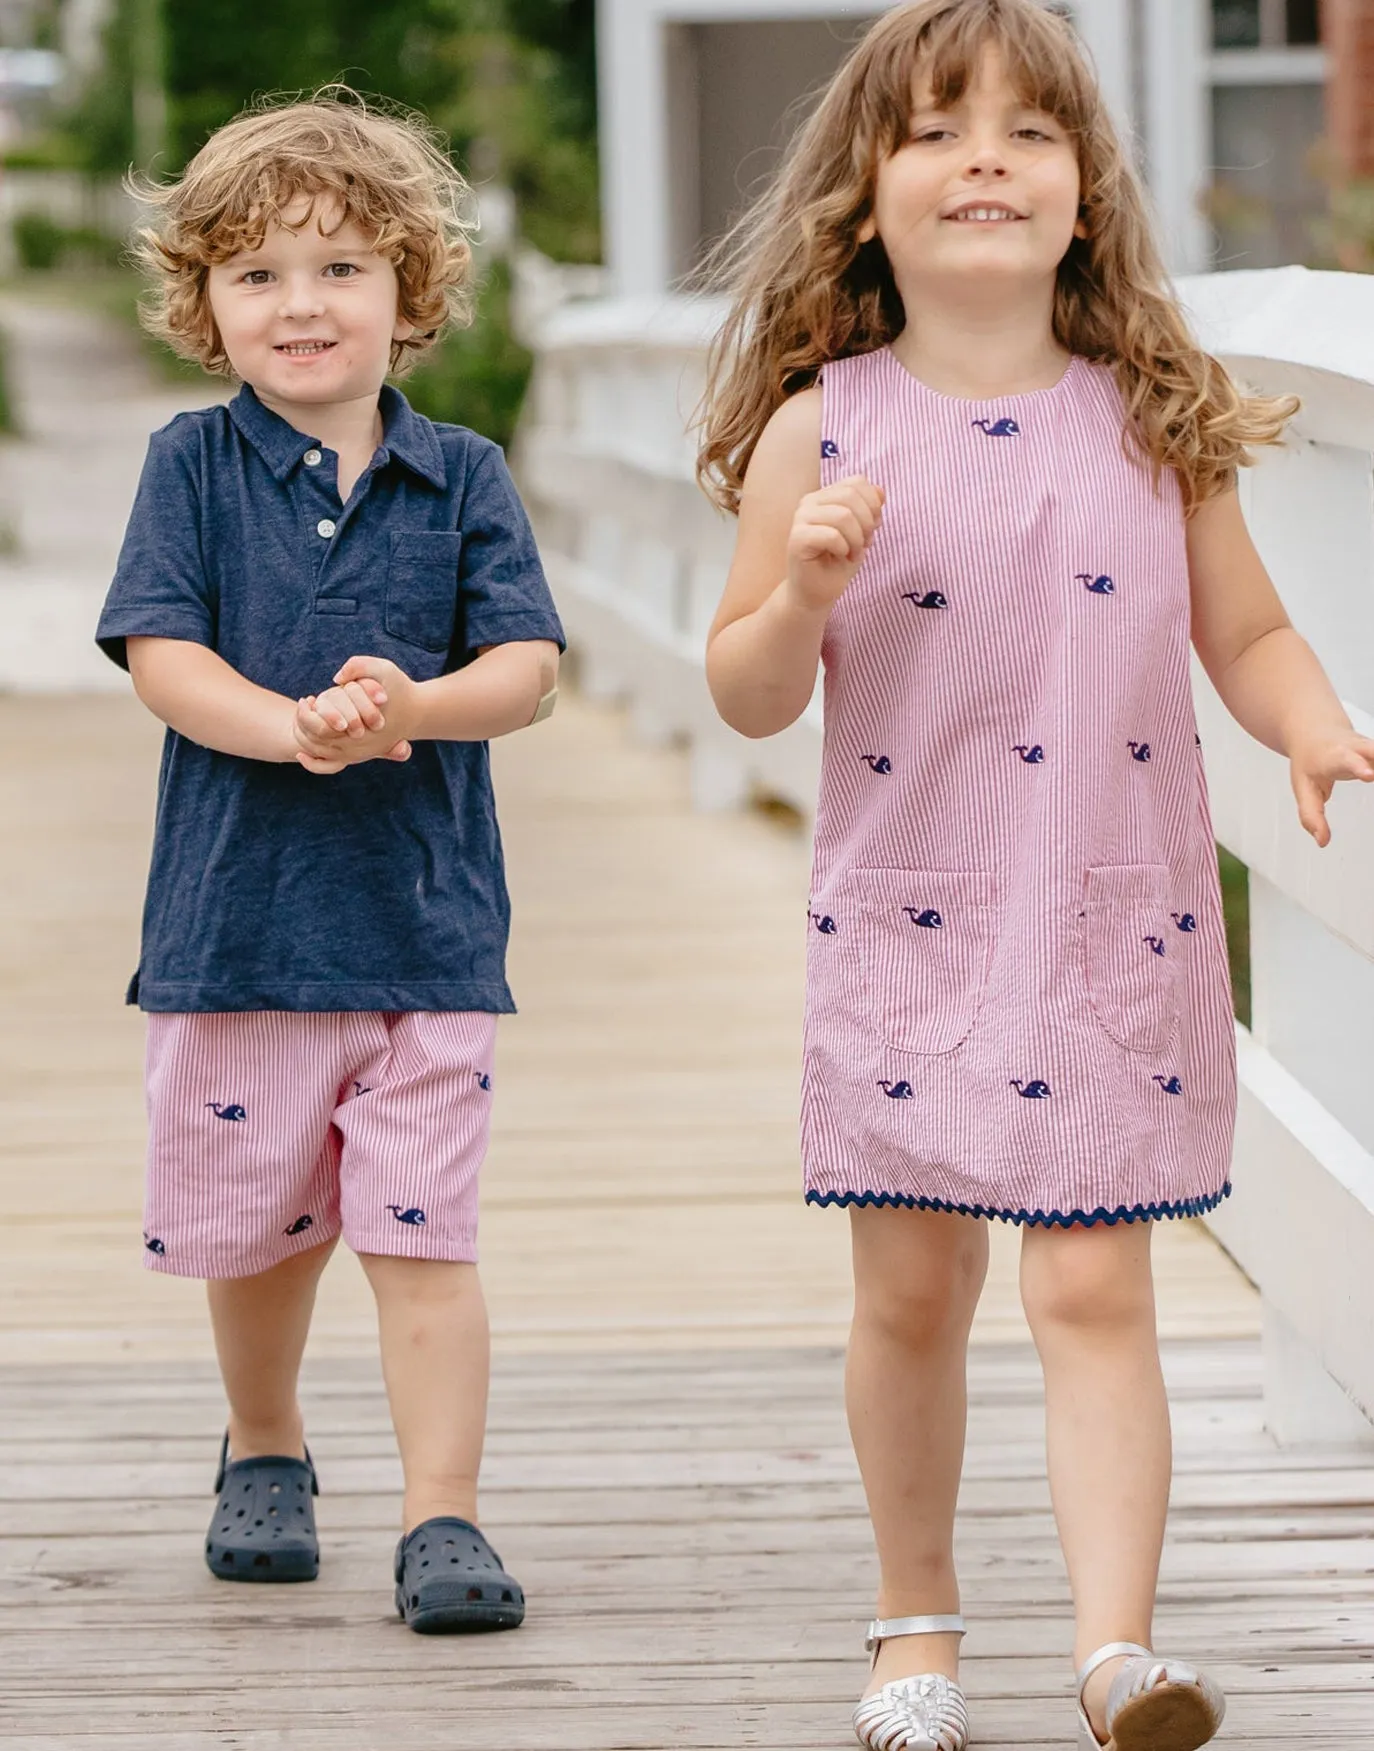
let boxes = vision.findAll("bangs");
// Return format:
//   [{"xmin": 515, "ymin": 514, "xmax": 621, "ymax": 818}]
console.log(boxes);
[
  {"xmin": 865, "ymin": 1, "xmax": 1097, "ymax": 154},
  {"xmin": 185, "ymin": 165, "xmax": 396, "ymax": 266},
  {"xmin": 168, "ymin": 100, "xmax": 470, "ymax": 267}
]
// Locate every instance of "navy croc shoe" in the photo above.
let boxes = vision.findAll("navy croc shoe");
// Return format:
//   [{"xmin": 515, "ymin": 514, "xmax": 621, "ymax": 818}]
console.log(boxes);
[
  {"xmin": 205, "ymin": 1434, "xmax": 320, "ymax": 1582},
  {"xmin": 394, "ymin": 1516, "xmax": 525, "ymax": 1633}
]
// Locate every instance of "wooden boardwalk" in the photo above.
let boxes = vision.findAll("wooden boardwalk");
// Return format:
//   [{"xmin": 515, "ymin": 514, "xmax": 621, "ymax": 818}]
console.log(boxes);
[{"xmin": 2, "ymin": 692, "xmax": 1372, "ymax": 1748}]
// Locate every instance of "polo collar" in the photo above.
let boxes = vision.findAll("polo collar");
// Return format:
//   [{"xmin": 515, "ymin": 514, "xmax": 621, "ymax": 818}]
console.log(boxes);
[{"xmin": 228, "ymin": 384, "xmax": 447, "ymax": 490}]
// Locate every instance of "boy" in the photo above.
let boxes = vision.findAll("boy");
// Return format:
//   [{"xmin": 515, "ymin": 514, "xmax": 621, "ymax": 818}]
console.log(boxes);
[{"xmin": 96, "ymin": 92, "xmax": 562, "ymax": 1632}]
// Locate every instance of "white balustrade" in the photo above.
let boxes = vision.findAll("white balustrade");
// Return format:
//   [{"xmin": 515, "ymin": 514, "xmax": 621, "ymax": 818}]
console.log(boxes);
[{"xmin": 513, "ymin": 266, "xmax": 1374, "ymax": 1442}]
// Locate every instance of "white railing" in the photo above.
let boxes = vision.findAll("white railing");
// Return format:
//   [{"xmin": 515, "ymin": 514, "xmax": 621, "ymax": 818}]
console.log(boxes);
[{"xmin": 512, "ymin": 266, "xmax": 1374, "ymax": 1443}]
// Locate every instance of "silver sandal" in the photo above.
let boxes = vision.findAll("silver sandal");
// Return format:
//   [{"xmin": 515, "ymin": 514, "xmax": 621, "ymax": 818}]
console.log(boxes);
[
  {"xmin": 1076, "ymin": 1640, "xmax": 1226, "ymax": 1751},
  {"xmin": 852, "ymin": 1614, "xmax": 970, "ymax": 1751}
]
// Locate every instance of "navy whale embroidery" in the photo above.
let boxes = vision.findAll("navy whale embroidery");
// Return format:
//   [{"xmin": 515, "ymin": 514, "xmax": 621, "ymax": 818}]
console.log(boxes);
[
  {"xmin": 972, "ymin": 417, "xmax": 1020, "ymax": 437},
  {"xmin": 902, "ymin": 590, "xmax": 948, "ymax": 610},
  {"xmin": 353, "ymin": 1081, "xmax": 372, "ymax": 1097},
  {"xmin": 205, "ymin": 1102, "xmax": 247, "ymax": 1122},
  {"xmin": 860, "ymin": 754, "xmax": 893, "ymax": 774},
  {"xmin": 475, "ymin": 1072, "xmax": 493, "ymax": 1091},
  {"xmin": 903, "ymin": 907, "xmax": 943, "ymax": 929},
  {"xmin": 821, "ymin": 438, "xmax": 840, "ymax": 459},
  {"xmin": 143, "ymin": 1234, "xmax": 166, "ymax": 1256},
  {"xmin": 1011, "ymin": 1079, "xmax": 1052, "ymax": 1099},
  {"xmin": 1172, "ymin": 912, "xmax": 1197, "ymax": 933},
  {"xmin": 1128, "ymin": 741, "xmax": 1152, "ymax": 763},
  {"xmin": 810, "ymin": 912, "xmax": 838, "ymax": 935},
  {"xmin": 1077, "ymin": 572, "xmax": 1115, "ymax": 594},
  {"xmin": 1143, "ymin": 935, "xmax": 1166, "ymax": 957},
  {"xmin": 284, "ymin": 1215, "xmax": 314, "ymax": 1236},
  {"xmin": 388, "ymin": 1205, "xmax": 427, "ymax": 1225},
  {"xmin": 878, "ymin": 1079, "xmax": 914, "ymax": 1099},
  {"xmin": 1153, "ymin": 1074, "xmax": 1184, "ymax": 1095},
  {"xmin": 1013, "ymin": 744, "xmax": 1045, "ymax": 764}
]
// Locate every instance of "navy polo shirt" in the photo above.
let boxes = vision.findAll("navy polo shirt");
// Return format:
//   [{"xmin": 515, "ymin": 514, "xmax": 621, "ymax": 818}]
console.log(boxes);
[{"xmin": 97, "ymin": 384, "xmax": 564, "ymax": 1014}]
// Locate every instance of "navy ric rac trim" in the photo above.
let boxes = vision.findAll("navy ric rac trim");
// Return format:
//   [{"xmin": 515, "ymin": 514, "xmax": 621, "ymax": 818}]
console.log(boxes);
[{"xmin": 805, "ymin": 1182, "xmax": 1232, "ymax": 1228}]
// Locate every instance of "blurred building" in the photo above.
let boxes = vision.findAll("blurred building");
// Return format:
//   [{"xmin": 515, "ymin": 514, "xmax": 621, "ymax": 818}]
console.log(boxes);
[{"xmin": 597, "ymin": 0, "xmax": 1345, "ymax": 292}]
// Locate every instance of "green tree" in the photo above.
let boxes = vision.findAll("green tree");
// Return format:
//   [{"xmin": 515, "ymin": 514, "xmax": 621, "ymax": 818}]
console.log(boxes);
[{"xmin": 66, "ymin": 0, "xmax": 599, "ymax": 260}]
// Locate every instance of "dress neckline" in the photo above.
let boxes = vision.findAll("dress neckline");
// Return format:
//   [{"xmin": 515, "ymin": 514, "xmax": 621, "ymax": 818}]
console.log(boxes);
[{"xmin": 879, "ymin": 345, "xmax": 1083, "ymax": 406}]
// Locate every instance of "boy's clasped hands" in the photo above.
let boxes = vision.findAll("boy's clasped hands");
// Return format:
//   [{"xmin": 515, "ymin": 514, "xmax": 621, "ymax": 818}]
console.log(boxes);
[{"xmin": 292, "ymin": 655, "xmax": 416, "ymax": 775}]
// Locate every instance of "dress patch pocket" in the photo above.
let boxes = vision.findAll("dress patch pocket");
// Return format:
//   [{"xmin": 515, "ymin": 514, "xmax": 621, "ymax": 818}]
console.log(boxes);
[
  {"xmin": 853, "ymin": 868, "xmax": 1000, "ymax": 1055},
  {"xmin": 1083, "ymin": 864, "xmax": 1182, "ymax": 1053},
  {"xmin": 385, "ymin": 531, "xmax": 462, "ymax": 652}
]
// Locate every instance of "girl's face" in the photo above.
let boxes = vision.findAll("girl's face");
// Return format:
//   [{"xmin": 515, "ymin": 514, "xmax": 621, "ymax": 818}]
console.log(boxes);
[
  {"xmin": 207, "ymin": 195, "xmax": 415, "ymax": 409},
  {"xmin": 862, "ymin": 43, "xmax": 1085, "ymax": 306}
]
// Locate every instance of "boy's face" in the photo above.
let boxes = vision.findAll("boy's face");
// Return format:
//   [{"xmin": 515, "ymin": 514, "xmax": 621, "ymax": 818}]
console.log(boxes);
[{"xmin": 207, "ymin": 196, "xmax": 415, "ymax": 410}]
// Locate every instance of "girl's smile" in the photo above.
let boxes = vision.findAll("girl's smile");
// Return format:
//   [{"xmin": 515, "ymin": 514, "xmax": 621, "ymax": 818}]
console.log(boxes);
[
  {"xmin": 941, "ymin": 199, "xmax": 1026, "ymax": 222},
  {"xmin": 861, "ymin": 45, "xmax": 1084, "ymax": 297}
]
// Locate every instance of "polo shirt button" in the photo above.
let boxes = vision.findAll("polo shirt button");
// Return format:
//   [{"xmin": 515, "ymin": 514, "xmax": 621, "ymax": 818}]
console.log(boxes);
[
  {"xmin": 316, "ymin": 518, "xmax": 336, "ymax": 539},
  {"xmin": 303, "ymin": 448, "xmax": 323, "ymax": 467}
]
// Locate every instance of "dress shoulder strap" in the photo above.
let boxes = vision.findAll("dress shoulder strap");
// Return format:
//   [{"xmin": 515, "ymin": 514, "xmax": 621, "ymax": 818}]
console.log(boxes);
[{"xmin": 819, "ymin": 349, "xmax": 888, "ymax": 480}]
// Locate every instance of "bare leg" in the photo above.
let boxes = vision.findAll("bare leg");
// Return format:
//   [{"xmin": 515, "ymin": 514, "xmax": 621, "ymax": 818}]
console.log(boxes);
[
  {"xmin": 359, "ymin": 1255, "xmax": 491, "ymax": 1533},
  {"xmin": 206, "ymin": 1237, "xmax": 337, "ymax": 1460},
  {"xmin": 1020, "ymin": 1221, "xmax": 1171, "ymax": 1742},
  {"xmin": 847, "ymin": 1206, "xmax": 989, "ymax": 1695}
]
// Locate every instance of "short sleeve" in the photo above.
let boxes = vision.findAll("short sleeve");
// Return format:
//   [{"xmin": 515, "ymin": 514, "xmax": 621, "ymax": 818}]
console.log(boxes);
[
  {"xmin": 96, "ymin": 420, "xmax": 214, "ymax": 671},
  {"xmin": 456, "ymin": 444, "xmax": 564, "ymax": 659}
]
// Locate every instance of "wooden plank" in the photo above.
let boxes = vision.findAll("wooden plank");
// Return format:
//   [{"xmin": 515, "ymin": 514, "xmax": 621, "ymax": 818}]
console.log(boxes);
[{"xmin": 1, "ymin": 1347, "xmax": 1371, "ymax": 1747}]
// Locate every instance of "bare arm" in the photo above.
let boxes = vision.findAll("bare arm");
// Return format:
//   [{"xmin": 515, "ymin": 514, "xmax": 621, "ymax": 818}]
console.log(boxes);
[
  {"xmin": 410, "ymin": 640, "xmax": 560, "ymax": 741},
  {"xmin": 127, "ymin": 637, "xmax": 299, "ymax": 763},
  {"xmin": 318, "ymin": 641, "xmax": 561, "ymax": 765},
  {"xmin": 1188, "ymin": 487, "xmax": 1374, "ymax": 843},
  {"xmin": 705, "ymin": 387, "xmax": 883, "ymax": 739}
]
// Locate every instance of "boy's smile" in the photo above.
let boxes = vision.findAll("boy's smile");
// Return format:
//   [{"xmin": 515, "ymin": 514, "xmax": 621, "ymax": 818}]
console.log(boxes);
[{"xmin": 207, "ymin": 195, "xmax": 415, "ymax": 419}]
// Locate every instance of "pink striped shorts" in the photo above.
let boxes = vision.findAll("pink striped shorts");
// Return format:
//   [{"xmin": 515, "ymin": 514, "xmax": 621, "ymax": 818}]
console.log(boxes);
[{"xmin": 143, "ymin": 1010, "xmax": 498, "ymax": 1278}]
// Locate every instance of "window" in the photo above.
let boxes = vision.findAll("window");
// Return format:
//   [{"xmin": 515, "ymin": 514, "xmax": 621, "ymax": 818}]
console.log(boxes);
[
  {"xmin": 1210, "ymin": 79, "xmax": 1325, "ymax": 267},
  {"xmin": 1212, "ymin": 0, "xmax": 1321, "ymax": 48},
  {"xmin": 1213, "ymin": 1, "xmax": 1260, "ymax": 47},
  {"xmin": 1285, "ymin": 0, "xmax": 1320, "ymax": 44}
]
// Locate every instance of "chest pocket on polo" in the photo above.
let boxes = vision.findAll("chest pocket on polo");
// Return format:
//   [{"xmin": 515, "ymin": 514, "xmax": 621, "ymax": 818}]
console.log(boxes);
[{"xmin": 385, "ymin": 531, "xmax": 462, "ymax": 652}]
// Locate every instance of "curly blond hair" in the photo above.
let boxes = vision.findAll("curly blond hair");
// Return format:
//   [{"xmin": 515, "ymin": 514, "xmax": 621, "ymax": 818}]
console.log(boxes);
[
  {"xmin": 697, "ymin": 0, "xmax": 1297, "ymax": 515},
  {"xmin": 130, "ymin": 88, "xmax": 476, "ymax": 377}
]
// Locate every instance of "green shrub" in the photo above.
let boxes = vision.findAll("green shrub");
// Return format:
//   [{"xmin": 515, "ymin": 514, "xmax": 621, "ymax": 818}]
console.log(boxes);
[
  {"xmin": 12, "ymin": 210, "xmax": 67, "ymax": 271},
  {"xmin": 402, "ymin": 257, "xmax": 532, "ymax": 449},
  {"xmin": 1318, "ymin": 175, "xmax": 1374, "ymax": 272},
  {"xmin": 2, "ymin": 135, "xmax": 87, "ymax": 171},
  {"xmin": 1218, "ymin": 846, "xmax": 1251, "ymax": 1029},
  {"xmin": 0, "ymin": 328, "xmax": 15, "ymax": 435},
  {"xmin": 61, "ymin": 225, "xmax": 128, "ymax": 270},
  {"xmin": 11, "ymin": 211, "xmax": 125, "ymax": 274}
]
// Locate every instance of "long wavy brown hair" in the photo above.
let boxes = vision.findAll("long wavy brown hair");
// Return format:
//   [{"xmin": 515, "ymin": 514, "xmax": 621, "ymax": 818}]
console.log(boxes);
[
  {"xmin": 130, "ymin": 88, "xmax": 475, "ymax": 377},
  {"xmin": 696, "ymin": 0, "xmax": 1296, "ymax": 515}
]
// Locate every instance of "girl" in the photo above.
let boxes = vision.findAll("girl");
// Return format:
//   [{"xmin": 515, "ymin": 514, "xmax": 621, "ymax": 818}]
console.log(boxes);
[{"xmin": 698, "ymin": 4, "xmax": 1374, "ymax": 1749}]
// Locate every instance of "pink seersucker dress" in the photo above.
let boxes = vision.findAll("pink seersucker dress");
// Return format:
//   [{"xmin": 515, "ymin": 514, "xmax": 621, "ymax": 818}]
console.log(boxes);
[{"xmin": 801, "ymin": 348, "xmax": 1237, "ymax": 1225}]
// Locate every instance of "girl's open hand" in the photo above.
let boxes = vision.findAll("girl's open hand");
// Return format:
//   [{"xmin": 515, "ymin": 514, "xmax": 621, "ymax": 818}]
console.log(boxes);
[
  {"xmin": 784, "ymin": 475, "xmax": 885, "ymax": 614},
  {"xmin": 1290, "ymin": 727, "xmax": 1374, "ymax": 847}
]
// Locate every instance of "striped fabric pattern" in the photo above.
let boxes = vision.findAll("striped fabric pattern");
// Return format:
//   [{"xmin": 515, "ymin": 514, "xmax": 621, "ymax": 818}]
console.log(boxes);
[
  {"xmin": 143, "ymin": 1010, "xmax": 497, "ymax": 1277},
  {"xmin": 802, "ymin": 349, "xmax": 1236, "ymax": 1225}
]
